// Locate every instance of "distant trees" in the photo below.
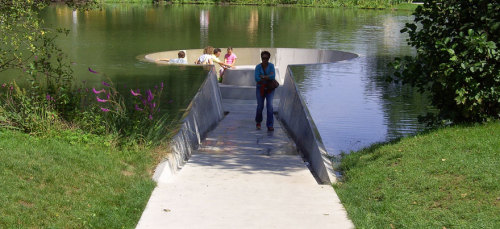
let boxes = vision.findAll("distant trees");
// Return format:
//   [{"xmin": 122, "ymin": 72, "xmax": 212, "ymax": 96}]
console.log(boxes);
[{"xmin": 390, "ymin": 0, "xmax": 500, "ymax": 123}]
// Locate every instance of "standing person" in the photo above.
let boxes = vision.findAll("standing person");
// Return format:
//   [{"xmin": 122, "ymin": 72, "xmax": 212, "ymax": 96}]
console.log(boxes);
[
  {"xmin": 219, "ymin": 47, "xmax": 237, "ymax": 80},
  {"xmin": 254, "ymin": 51, "xmax": 275, "ymax": 131}
]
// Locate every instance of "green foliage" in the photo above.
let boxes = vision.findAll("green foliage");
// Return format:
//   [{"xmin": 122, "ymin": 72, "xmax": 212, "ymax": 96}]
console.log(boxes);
[
  {"xmin": 85, "ymin": 75, "xmax": 175, "ymax": 145},
  {"xmin": 0, "ymin": 0, "xmax": 97, "ymax": 132},
  {"xmin": 0, "ymin": 82, "xmax": 59, "ymax": 133},
  {"xmin": 334, "ymin": 121, "xmax": 500, "ymax": 228},
  {"xmin": 389, "ymin": 0, "xmax": 500, "ymax": 123}
]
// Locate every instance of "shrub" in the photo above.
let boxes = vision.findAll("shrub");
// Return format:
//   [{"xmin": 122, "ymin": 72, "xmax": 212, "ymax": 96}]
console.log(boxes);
[{"xmin": 389, "ymin": 0, "xmax": 500, "ymax": 123}]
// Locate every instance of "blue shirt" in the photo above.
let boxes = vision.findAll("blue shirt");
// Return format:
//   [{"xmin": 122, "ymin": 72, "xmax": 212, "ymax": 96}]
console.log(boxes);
[{"xmin": 254, "ymin": 63, "xmax": 276, "ymax": 83}]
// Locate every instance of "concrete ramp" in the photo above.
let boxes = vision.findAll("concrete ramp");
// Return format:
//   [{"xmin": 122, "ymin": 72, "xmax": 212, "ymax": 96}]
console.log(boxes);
[
  {"xmin": 137, "ymin": 100, "xmax": 353, "ymax": 229},
  {"xmin": 138, "ymin": 49, "xmax": 358, "ymax": 228}
]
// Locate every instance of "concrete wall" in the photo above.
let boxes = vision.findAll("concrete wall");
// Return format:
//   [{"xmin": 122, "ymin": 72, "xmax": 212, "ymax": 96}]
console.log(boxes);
[
  {"xmin": 143, "ymin": 48, "xmax": 357, "ymax": 85},
  {"xmin": 152, "ymin": 67, "xmax": 224, "ymax": 183},
  {"xmin": 278, "ymin": 67, "xmax": 337, "ymax": 184}
]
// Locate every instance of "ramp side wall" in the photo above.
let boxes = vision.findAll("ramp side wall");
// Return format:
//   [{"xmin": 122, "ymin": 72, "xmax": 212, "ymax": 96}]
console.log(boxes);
[
  {"xmin": 278, "ymin": 67, "xmax": 337, "ymax": 184},
  {"xmin": 153, "ymin": 68, "xmax": 224, "ymax": 183}
]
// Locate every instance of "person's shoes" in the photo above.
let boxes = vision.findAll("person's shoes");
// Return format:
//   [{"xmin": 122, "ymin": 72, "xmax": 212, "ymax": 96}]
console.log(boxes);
[
  {"xmin": 256, "ymin": 123, "xmax": 261, "ymax": 130},
  {"xmin": 267, "ymin": 127, "xmax": 274, "ymax": 131}
]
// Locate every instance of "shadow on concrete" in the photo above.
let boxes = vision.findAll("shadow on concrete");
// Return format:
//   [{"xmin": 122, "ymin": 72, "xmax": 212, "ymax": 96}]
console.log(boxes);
[{"xmin": 188, "ymin": 153, "xmax": 307, "ymax": 177}]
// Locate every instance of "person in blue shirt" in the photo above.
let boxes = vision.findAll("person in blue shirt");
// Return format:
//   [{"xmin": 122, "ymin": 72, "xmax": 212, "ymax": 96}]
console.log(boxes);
[{"xmin": 254, "ymin": 51, "xmax": 276, "ymax": 131}]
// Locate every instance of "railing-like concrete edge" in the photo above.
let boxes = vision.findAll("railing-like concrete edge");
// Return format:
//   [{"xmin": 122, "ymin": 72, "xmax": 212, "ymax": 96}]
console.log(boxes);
[
  {"xmin": 152, "ymin": 67, "xmax": 224, "ymax": 183},
  {"xmin": 277, "ymin": 66, "xmax": 336, "ymax": 184}
]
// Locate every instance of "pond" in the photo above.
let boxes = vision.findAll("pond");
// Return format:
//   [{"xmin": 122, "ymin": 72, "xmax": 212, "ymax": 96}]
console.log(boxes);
[{"xmin": 3, "ymin": 3, "xmax": 433, "ymax": 155}]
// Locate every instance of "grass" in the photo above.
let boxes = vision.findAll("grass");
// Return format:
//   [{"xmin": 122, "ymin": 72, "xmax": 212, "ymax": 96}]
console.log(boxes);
[
  {"xmin": 333, "ymin": 121, "xmax": 500, "ymax": 228},
  {"xmin": 0, "ymin": 130, "xmax": 156, "ymax": 228},
  {"xmin": 390, "ymin": 2, "xmax": 418, "ymax": 11}
]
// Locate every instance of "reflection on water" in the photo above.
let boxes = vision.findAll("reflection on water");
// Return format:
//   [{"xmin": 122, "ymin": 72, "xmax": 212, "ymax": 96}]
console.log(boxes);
[
  {"xmin": 291, "ymin": 56, "xmax": 431, "ymax": 155},
  {"xmin": 200, "ymin": 10, "xmax": 209, "ymax": 47},
  {"xmin": 0, "ymin": 4, "xmax": 432, "ymax": 155},
  {"xmin": 247, "ymin": 10, "xmax": 259, "ymax": 44}
]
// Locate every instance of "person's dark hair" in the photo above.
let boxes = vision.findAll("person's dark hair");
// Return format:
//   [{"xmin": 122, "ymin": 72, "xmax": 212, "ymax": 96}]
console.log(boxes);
[
  {"xmin": 214, "ymin": 48, "xmax": 222, "ymax": 54},
  {"xmin": 261, "ymin": 51, "xmax": 271, "ymax": 58},
  {"xmin": 227, "ymin": 47, "xmax": 233, "ymax": 51},
  {"xmin": 178, "ymin": 51, "xmax": 185, "ymax": 58}
]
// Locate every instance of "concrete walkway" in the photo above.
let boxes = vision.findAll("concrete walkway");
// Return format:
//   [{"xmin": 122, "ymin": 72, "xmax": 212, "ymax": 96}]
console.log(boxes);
[{"xmin": 137, "ymin": 99, "xmax": 353, "ymax": 229}]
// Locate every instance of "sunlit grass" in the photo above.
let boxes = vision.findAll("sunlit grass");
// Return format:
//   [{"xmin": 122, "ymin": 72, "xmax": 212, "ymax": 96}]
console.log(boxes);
[
  {"xmin": 334, "ymin": 121, "xmax": 500, "ymax": 228},
  {"xmin": 0, "ymin": 130, "xmax": 156, "ymax": 228}
]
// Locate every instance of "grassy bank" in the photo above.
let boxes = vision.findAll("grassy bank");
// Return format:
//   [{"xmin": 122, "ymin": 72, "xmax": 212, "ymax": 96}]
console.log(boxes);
[
  {"xmin": 0, "ymin": 130, "xmax": 156, "ymax": 228},
  {"xmin": 103, "ymin": 0, "xmax": 418, "ymax": 10},
  {"xmin": 334, "ymin": 122, "xmax": 500, "ymax": 228}
]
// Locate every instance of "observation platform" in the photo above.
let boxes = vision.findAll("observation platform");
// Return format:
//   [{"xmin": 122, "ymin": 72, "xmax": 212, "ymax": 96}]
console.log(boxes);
[{"xmin": 137, "ymin": 48, "xmax": 357, "ymax": 228}]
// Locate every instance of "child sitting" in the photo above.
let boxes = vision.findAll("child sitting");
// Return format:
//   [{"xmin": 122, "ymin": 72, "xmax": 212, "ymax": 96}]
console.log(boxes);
[
  {"xmin": 156, "ymin": 51, "xmax": 187, "ymax": 64},
  {"xmin": 219, "ymin": 47, "xmax": 237, "ymax": 81},
  {"xmin": 195, "ymin": 46, "xmax": 214, "ymax": 65}
]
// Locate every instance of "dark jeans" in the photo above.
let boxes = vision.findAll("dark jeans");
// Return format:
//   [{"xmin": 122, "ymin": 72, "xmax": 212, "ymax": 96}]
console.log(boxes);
[{"xmin": 255, "ymin": 87, "xmax": 275, "ymax": 128}]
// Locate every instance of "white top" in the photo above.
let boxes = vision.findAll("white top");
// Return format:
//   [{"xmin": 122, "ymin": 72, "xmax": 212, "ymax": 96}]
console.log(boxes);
[
  {"xmin": 169, "ymin": 58, "xmax": 188, "ymax": 64},
  {"xmin": 197, "ymin": 54, "xmax": 212, "ymax": 64}
]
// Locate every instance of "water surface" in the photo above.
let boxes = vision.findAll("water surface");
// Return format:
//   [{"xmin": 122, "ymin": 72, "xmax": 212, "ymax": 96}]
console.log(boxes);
[{"xmin": 2, "ymin": 4, "xmax": 433, "ymax": 154}]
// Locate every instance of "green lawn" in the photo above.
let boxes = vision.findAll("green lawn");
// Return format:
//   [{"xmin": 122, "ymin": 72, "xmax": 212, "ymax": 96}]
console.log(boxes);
[
  {"xmin": 334, "ymin": 122, "xmax": 500, "ymax": 228},
  {"xmin": 0, "ymin": 130, "xmax": 156, "ymax": 228}
]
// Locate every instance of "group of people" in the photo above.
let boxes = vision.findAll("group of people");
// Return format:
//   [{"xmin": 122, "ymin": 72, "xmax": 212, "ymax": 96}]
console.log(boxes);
[
  {"xmin": 156, "ymin": 48, "xmax": 276, "ymax": 131},
  {"xmin": 195, "ymin": 46, "xmax": 237, "ymax": 81},
  {"xmin": 156, "ymin": 46, "xmax": 238, "ymax": 82}
]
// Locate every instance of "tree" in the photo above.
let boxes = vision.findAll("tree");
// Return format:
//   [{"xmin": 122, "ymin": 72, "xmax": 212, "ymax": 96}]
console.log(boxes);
[
  {"xmin": 390, "ymin": 0, "xmax": 500, "ymax": 123},
  {"xmin": 0, "ymin": 0, "xmax": 97, "ymax": 72},
  {"xmin": 0, "ymin": 0, "xmax": 97, "ymax": 131}
]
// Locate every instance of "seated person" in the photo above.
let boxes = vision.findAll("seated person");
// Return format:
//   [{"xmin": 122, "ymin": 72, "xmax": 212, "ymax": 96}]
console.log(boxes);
[
  {"xmin": 211, "ymin": 48, "xmax": 232, "ymax": 82},
  {"xmin": 219, "ymin": 47, "xmax": 237, "ymax": 78},
  {"xmin": 195, "ymin": 46, "xmax": 214, "ymax": 65},
  {"xmin": 211, "ymin": 48, "xmax": 231, "ymax": 68},
  {"xmin": 156, "ymin": 51, "xmax": 187, "ymax": 64}
]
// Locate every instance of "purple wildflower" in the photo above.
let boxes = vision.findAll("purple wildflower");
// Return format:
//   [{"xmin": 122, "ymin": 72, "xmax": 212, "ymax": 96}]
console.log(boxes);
[
  {"xmin": 146, "ymin": 90, "xmax": 153, "ymax": 102},
  {"xmin": 130, "ymin": 89, "xmax": 141, "ymax": 96},
  {"xmin": 153, "ymin": 103, "xmax": 156, "ymax": 108},
  {"xmin": 155, "ymin": 85, "xmax": 158, "ymax": 89},
  {"xmin": 46, "ymin": 94, "xmax": 53, "ymax": 101},
  {"xmin": 1, "ymin": 83, "xmax": 5, "ymax": 87},
  {"xmin": 88, "ymin": 67, "xmax": 98, "ymax": 74},
  {"xmin": 100, "ymin": 107, "xmax": 110, "ymax": 112},
  {"xmin": 107, "ymin": 93, "xmax": 110, "ymax": 100},
  {"xmin": 92, "ymin": 88, "xmax": 105, "ymax": 94},
  {"xmin": 134, "ymin": 104, "xmax": 143, "ymax": 111},
  {"xmin": 148, "ymin": 114, "xmax": 153, "ymax": 120},
  {"xmin": 161, "ymin": 82, "xmax": 164, "ymax": 88},
  {"xmin": 102, "ymin": 81, "xmax": 110, "ymax": 87},
  {"xmin": 96, "ymin": 96, "xmax": 107, "ymax": 103},
  {"xmin": 34, "ymin": 56, "xmax": 38, "ymax": 61}
]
